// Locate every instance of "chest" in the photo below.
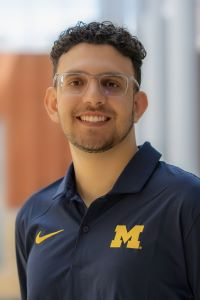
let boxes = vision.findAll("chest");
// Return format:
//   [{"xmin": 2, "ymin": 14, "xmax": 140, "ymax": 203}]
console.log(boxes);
[{"xmin": 26, "ymin": 196, "xmax": 189, "ymax": 300}]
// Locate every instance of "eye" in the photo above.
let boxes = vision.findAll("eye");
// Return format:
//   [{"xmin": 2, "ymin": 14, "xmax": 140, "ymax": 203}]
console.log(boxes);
[
  {"xmin": 101, "ymin": 75, "xmax": 125, "ymax": 91},
  {"xmin": 65, "ymin": 78, "xmax": 84, "ymax": 87},
  {"xmin": 68, "ymin": 79, "xmax": 83, "ymax": 86},
  {"xmin": 101, "ymin": 79, "xmax": 121, "ymax": 89},
  {"xmin": 61, "ymin": 74, "xmax": 86, "ymax": 88}
]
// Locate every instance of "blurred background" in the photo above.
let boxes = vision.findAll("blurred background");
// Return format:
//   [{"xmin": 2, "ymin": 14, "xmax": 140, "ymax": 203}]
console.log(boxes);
[{"xmin": 0, "ymin": 0, "xmax": 199, "ymax": 299}]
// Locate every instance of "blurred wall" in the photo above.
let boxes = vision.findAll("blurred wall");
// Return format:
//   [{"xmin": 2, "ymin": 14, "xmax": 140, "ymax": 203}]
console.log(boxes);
[
  {"xmin": 136, "ymin": 0, "xmax": 200, "ymax": 175},
  {"xmin": 0, "ymin": 54, "xmax": 71, "ymax": 208}
]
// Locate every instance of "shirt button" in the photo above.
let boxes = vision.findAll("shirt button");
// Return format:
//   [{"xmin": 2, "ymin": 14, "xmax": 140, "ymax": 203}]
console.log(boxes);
[{"xmin": 82, "ymin": 225, "xmax": 89, "ymax": 233}]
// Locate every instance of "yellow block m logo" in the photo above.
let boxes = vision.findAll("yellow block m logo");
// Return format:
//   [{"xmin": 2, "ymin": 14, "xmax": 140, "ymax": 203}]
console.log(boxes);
[{"xmin": 110, "ymin": 225, "xmax": 144, "ymax": 249}]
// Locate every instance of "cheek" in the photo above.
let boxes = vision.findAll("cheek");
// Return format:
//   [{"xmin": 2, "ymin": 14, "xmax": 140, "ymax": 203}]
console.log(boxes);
[
  {"xmin": 57, "ymin": 97, "xmax": 75, "ymax": 119},
  {"xmin": 114, "ymin": 98, "xmax": 134, "ymax": 118}
]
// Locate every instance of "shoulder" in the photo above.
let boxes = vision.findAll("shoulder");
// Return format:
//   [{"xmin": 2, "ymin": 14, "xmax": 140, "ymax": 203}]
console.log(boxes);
[
  {"xmin": 156, "ymin": 161, "xmax": 200, "ymax": 193},
  {"xmin": 153, "ymin": 162, "xmax": 200, "ymax": 234},
  {"xmin": 16, "ymin": 177, "xmax": 64, "ymax": 229},
  {"xmin": 150, "ymin": 160, "xmax": 200, "ymax": 210}
]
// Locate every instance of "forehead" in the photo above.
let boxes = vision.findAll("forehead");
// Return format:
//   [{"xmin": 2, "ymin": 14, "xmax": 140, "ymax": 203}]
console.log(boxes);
[{"xmin": 57, "ymin": 43, "xmax": 135, "ymax": 76}]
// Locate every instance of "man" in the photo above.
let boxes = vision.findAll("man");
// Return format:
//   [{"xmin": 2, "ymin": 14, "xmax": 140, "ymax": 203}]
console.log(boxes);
[{"xmin": 15, "ymin": 21, "xmax": 200, "ymax": 300}]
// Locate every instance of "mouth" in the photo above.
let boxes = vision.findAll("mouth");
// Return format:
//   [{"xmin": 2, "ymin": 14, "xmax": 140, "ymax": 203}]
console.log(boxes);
[{"xmin": 76, "ymin": 113, "xmax": 111, "ymax": 126}]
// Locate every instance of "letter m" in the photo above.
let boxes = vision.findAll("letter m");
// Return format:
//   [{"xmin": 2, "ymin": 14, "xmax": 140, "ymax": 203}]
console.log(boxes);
[{"xmin": 110, "ymin": 225, "xmax": 144, "ymax": 249}]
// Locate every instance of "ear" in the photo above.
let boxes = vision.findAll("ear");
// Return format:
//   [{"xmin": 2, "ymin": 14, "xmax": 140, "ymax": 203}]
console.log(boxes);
[
  {"xmin": 133, "ymin": 91, "xmax": 148, "ymax": 123},
  {"xmin": 44, "ymin": 87, "xmax": 59, "ymax": 123}
]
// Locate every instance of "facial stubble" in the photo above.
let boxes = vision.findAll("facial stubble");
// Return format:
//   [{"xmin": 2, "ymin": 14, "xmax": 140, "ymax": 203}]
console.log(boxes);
[{"xmin": 58, "ymin": 107, "xmax": 135, "ymax": 153}]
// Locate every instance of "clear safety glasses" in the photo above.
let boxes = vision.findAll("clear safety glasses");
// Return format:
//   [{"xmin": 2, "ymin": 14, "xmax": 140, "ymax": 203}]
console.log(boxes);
[{"xmin": 53, "ymin": 72, "xmax": 140, "ymax": 97}]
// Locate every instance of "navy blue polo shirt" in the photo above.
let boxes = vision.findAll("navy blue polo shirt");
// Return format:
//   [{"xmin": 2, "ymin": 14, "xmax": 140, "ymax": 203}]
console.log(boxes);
[{"xmin": 15, "ymin": 142, "xmax": 200, "ymax": 300}]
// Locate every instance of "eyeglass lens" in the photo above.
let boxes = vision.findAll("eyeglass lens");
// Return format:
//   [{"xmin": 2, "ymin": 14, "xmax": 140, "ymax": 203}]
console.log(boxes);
[{"xmin": 59, "ymin": 73, "xmax": 128, "ymax": 96}]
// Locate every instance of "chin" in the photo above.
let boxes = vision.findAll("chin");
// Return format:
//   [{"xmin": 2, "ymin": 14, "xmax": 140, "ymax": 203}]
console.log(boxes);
[{"xmin": 72, "ymin": 140, "xmax": 115, "ymax": 153}]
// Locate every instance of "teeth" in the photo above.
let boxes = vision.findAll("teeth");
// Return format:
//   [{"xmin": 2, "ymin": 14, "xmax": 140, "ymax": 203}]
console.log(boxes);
[{"xmin": 80, "ymin": 115, "xmax": 107, "ymax": 122}]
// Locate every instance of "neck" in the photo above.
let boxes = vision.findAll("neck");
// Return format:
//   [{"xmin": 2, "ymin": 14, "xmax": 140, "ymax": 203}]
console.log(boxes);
[{"xmin": 70, "ymin": 130, "xmax": 138, "ymax": 207}]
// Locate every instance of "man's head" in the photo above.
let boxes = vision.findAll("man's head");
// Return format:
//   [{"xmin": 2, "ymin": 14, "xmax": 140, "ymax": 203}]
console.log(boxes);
[
  {"xmin": 50, "ymin": 21, "xmax": 146, "ymax": 87},
  {"xmin": 45, "ymin": 21, "xmax": 148, "ymax": 154}
]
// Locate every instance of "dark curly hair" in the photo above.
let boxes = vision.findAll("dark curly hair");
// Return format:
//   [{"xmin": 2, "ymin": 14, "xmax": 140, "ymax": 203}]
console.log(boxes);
[{"xmin": 50, "ymin": 21, "xmax": 146, "ymax": 87}]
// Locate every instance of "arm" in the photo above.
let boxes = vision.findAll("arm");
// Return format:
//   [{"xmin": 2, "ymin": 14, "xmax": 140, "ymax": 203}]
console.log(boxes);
[
  {"xmin": 15, "ymin": 212, "xmax": 27, "ymax": 300},
  {"xmin": 184, "ymin": 214, "xmax": 200, "ymax": 299}
]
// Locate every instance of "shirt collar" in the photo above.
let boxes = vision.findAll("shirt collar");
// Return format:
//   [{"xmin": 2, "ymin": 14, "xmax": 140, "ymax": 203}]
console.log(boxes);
[
  {"xmin": 53, "ymin": 141, "xmax": 161, "ymax": 200},
  {"xmin": 109, "ymin": 141, "xmax": 161, "ymax": 194},
  {"xmin": 52, "ymin": 163, "xmax": 75, "ymax": 200}
]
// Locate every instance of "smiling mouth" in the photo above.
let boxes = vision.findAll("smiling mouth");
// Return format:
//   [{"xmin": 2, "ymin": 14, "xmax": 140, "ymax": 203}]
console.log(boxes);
[{"xmin": 76, "ymin": 115, "xmax": 110, "ymax": 123}]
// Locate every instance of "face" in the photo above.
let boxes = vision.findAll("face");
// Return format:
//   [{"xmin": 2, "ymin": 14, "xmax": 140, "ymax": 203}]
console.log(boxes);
[{"xmin": 45, "ymin": 43, "xmax": 147, "ymax": 153}]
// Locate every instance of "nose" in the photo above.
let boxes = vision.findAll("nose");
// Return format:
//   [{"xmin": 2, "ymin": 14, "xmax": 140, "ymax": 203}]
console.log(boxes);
[{"xmin": 82, "ymin": 78, "xmax": 106, "ymax": 105}]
